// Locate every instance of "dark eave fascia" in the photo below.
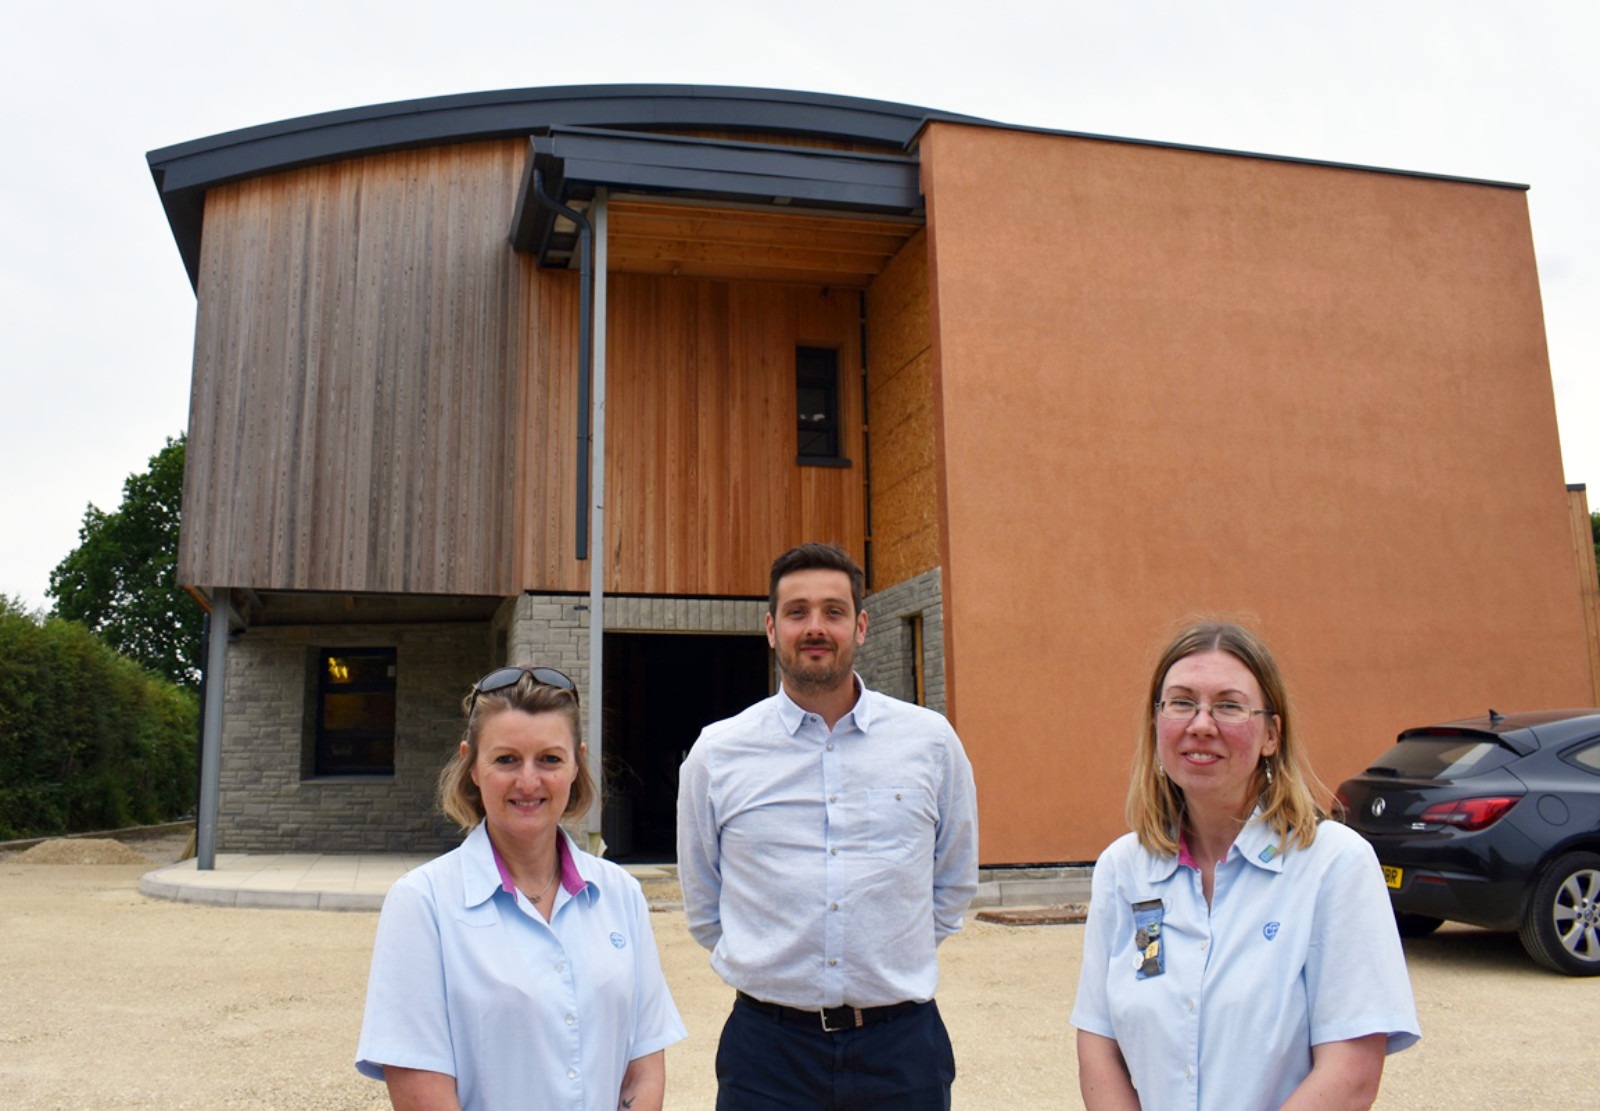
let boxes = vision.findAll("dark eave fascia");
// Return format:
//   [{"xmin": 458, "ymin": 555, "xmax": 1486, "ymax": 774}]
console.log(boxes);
[
  {"xmin": 510, "ymin": 127, "xmax": 923, "ymax": 264},
  {"xmin": 147, "ymin": 84, "xmax": 985, "ymax": 289}
]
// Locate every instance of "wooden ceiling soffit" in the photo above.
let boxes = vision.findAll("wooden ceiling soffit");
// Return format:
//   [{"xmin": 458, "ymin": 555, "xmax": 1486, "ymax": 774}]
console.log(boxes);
[{"xmin": 511, "ymin": 127, "xmax": 924, "ymax": 284}]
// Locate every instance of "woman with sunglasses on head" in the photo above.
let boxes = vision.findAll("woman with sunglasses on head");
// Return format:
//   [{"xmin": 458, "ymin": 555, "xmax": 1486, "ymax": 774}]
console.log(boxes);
[
  {"xmin": 357, "ymin": 666, "xmax": 686, "ymax": 1111},
  {"xmin": 1071, "ymin": 622, "xmax": 1419, "ymax": 1111}
]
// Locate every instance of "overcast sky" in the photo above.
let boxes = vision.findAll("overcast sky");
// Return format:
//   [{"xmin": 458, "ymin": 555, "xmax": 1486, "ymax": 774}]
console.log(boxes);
[{"xmin": 3, "ymin": 1, "xmax": 1595, "ymax": 612}]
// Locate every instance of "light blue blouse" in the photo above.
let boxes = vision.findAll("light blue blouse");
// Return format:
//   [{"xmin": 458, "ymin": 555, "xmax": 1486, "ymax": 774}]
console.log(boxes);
[
  {"xmin": 356, "ymin": 822, "xmax": 686, "ymax": 1111},
  {"xmin": 1071, "ymin": 815, "xmax": 1420, "ymax": 1111}
]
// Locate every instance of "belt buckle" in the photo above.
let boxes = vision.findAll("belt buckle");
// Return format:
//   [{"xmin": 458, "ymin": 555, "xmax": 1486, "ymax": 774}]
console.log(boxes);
[{"xmin": 820, "ymin": 1006, "xmax": 862, "ymax": 1033}]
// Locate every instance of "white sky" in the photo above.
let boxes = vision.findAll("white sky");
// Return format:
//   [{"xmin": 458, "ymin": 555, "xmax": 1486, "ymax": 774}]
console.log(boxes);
[{"xmin": 2, "ymin": 0, "xmax": 1595, "ymax": 611}]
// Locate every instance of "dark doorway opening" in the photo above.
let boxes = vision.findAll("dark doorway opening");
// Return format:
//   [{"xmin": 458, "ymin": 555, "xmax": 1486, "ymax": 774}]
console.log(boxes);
[{"xmin": 602, "ymin": 632, "xmax": 770, "ymax": 861}]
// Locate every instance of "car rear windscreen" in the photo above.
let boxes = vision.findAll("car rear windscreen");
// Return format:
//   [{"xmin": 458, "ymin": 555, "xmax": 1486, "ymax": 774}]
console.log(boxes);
[{"xmin": 1369, "ymin": 736, "xmax": 1517, "ymax": 779}]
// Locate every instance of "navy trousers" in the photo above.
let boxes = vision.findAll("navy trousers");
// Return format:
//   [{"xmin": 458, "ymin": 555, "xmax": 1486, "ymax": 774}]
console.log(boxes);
[{"xmin": 714, "ymin": 995, "xmax": 956, "ymax": 1110}]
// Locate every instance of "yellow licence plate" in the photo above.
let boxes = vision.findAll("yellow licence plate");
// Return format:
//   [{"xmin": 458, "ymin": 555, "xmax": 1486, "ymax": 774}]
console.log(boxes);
[{"xmin": 1382, "ymin": 865, "xmax": 1403, "ymax": 890}]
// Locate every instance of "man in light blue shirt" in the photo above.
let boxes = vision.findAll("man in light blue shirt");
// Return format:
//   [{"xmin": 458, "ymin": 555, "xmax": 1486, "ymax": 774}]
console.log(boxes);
[{"xmin": 677, "ymin": 542, "xmax": 979, "ymax": 1110}]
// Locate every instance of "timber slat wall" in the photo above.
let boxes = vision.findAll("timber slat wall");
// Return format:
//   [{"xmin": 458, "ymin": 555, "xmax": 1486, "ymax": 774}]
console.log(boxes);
[
  {"xmin": 520, "ymin": 274, "xmax": 866, "ymax": 595},
  {"xmin": 183, "ymin": 140, "xmax": 884, "ymax": 600},
  {"xmin": 865, "ymin": 230, "xmax": 940, "ymax": 589},
  {"xmin": 182, "ymin": 141, "xmax": 527, "ymax": 594}
]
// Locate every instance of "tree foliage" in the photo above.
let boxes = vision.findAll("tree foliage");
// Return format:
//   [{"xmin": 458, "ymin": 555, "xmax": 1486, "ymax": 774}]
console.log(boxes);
[
  {"xmin": 0, "ymin": 596, "xmax": 197, "ymax": 839},
  {"xmin": 48, "ymin": 435, "xmax": 201, "ymax": 689}
]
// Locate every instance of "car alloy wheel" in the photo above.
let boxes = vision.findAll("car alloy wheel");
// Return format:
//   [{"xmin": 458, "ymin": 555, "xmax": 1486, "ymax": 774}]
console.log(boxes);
[{"xmin": 1518, "ymin": 851, "xmax": 1600, "ymax": 976}]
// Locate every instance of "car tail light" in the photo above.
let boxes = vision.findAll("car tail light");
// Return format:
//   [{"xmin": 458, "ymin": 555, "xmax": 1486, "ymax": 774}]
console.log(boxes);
[{"xmin": 1418, "ymin": 796, "xmax": 1520, "ymax": 831}]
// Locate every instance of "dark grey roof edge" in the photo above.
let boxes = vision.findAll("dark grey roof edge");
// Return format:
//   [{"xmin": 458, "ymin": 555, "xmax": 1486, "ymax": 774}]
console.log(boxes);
[
  {"xmin": 920, "ymin": 116, "xmax": 1531, "ymax": 192},
  {"xmin": 146, "ymin": 84, "xmax": 988, "ymax": 289}
]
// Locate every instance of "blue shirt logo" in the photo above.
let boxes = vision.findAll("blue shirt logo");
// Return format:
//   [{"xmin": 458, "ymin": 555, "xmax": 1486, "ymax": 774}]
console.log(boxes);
[
  {"xmin": 610, "ymin": 932, "xmax": 627, "ymax": 949},
  {"xmin": 1263, "ymin": 921, "xmax": 1280, "ymax": 940}
]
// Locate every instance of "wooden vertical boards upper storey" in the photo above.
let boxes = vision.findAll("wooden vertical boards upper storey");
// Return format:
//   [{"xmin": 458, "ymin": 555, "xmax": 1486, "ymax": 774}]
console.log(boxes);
[
  {"xmin": 519, "ymin": 272, "xmax": 867, "ymax": 596},
  {"xmin": 183, "ymin": 140, "xmax": 527, "ymax": 595}
]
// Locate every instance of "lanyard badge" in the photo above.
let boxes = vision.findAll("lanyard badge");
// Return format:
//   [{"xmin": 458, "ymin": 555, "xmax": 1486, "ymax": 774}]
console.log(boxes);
[{"xmin": 1131, "ymin": 898, "xmax": 1165, "ymax": 980}]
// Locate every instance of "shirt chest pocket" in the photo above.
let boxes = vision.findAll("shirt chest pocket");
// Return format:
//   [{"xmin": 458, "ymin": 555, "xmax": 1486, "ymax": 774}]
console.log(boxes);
[{"xmin": 866, "ymin": 786, "xmax": 935, "ymax": 861}]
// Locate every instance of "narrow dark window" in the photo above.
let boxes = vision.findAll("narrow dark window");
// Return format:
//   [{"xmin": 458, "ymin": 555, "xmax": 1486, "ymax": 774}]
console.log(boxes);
[
  {"xmin": 796, "ymin": 346, "xmax": 843, "ymax": 464},
  {"xmin": 908, "ymin": 614, "xmax": 926, "ymax": 707},
  {"xmin": 313, "ymin": 648, "xmax": 397, "ymax": 776}
]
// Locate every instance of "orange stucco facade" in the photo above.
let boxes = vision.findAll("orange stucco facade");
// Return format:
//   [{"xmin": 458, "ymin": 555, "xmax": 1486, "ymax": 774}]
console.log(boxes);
[{"xmin": 919, "ymin": 122, "xmax": 1591, "ymax": 862}]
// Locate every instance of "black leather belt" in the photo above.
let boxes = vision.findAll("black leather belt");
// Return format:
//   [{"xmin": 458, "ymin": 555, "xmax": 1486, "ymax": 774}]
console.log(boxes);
[{"xmin": 736, "ymin": 991, "xmax": 927, "ymax": 1034}]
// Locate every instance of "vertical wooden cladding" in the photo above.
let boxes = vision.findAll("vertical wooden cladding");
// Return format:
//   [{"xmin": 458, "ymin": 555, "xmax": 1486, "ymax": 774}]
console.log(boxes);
[
  {"xmin": 182, "ymin": 141, "xmax": 526, "ymax": 595},
  {"xmin": 865, "ymin": 230, "xmax": 939, "ymax": 589},
  {"xmin": 518, "ymin": 274, "xmax": 866, "ymax": 596}
]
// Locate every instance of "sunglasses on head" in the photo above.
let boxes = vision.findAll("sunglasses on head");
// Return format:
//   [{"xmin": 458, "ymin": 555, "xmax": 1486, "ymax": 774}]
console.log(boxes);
[{"xmin": 468, "ymin": 666, "xmax": 579, "ymax": 718}]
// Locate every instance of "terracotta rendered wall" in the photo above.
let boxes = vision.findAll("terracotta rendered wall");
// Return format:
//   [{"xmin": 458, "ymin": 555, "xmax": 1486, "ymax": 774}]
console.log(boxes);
[{"xmin": 920, "ymin": 122, "xmax": 1591, "ymax": 863}]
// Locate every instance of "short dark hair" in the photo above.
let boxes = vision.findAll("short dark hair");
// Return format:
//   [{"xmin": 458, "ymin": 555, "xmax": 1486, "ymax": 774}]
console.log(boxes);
[{"xmin": 767, "ymin": 542, "xmax": 865, "ymax": 615}]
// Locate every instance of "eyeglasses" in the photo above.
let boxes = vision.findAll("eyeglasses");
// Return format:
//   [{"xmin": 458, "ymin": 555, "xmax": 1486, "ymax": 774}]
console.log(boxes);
[
  {"xmin": 1155, "ymin": 698, "xmax": 1272, "ymax": 725},
  {"xmin": 469, "ymin": 666, "xmax": 579, "ymax": 718}
]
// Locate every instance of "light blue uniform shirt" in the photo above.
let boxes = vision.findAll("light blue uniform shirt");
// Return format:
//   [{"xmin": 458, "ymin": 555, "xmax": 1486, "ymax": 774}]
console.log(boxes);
[
  {"xmin": 676, "ymin": 679, "xmax": 979, "ymax": 1009},
  {"xmin": 356, "ymin": 822, "xmax": 686, "ymax": 1111},
  {"xmin": 1071, "ymin": 815, "xmax": 1420, "ymax": 1111}
]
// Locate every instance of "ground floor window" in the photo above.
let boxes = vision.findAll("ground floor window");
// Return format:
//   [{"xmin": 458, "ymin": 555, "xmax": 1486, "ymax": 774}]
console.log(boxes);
[{"xmin": 311, "ymin": 648, "xmax": 397, "ymax": 776}]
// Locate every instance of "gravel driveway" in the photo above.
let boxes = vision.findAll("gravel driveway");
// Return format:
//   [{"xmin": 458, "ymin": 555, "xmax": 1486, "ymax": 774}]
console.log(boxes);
[{"xmin": 0, "ymin": 835, "xmax": 1591, "ymax": 1109}]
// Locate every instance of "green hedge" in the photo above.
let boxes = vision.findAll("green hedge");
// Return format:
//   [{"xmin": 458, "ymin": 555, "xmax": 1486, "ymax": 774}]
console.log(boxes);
[{"xmin": 0, "ymin": 597, "xmax": 198, "ymax": 840}]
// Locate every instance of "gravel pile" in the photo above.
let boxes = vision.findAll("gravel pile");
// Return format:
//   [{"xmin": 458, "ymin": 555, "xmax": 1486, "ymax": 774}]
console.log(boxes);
[{"xmin": 15, "ymin": 838, "xmax": 153, "ymax": 865}]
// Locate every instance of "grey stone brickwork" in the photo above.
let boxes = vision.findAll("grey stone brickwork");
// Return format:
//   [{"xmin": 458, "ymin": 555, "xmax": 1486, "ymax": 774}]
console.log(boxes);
[
  {"xmin": 217, "ymin": 621, "xmax": 494, "ymax": 853},
  {"xmin": 857, "ymin": 567, "xmax": 946, "ymax": 713},
  {"xmin": 498, "ymin": 593, "xmax": 770, "ymax": 696}
]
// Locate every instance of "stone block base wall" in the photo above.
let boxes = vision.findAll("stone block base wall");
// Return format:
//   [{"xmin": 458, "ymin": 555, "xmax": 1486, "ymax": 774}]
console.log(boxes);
[
  {"xmin": 857, "ymin": 567, "xmax": 946, "ymax": 714},
  {"xmin": 219, "ymin": 620, "xmax": 493, "ymax": 853}
]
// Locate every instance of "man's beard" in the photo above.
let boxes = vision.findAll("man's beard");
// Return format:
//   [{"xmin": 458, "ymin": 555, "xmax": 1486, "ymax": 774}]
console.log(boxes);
[{"xmin": 779, "ymin": 638, "xmax": 856, "ymax": 694}]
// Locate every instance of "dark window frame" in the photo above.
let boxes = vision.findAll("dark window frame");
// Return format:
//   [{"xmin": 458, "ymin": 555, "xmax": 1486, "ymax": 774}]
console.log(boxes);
[
  {"xmin": 308, "ymin": 647, "xmax": 398, "ymax": 778},
  {"xmin": 795, "ymin": 346, "xmax": 849, "ymax": 466}
]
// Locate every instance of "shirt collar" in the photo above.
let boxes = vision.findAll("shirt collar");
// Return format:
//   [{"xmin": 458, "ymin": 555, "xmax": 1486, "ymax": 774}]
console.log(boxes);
[
  {"xmin": 774, "ymin": 673, "xmax": 869, "ymax": 735},
  {"xmin": 1148, "ymin": 806, "xmax": 1286, "ymax": 881},
  {"xmin": 461, "ymin": 822, "xmax": 600, "ymax": 908}
]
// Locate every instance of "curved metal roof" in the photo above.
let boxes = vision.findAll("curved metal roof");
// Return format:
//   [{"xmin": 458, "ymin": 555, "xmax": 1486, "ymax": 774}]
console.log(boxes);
[{"xmin": 146, "ymin": 84, "xmax": 988, "ymax": 286}]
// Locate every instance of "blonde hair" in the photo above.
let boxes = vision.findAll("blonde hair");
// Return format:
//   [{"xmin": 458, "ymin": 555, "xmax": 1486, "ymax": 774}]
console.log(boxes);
[
  {"xmin": 1128, "ymin": 621, "xmax": 1325, "ymax": 857},
  {"xmin": 437, "ymin": 672, "xmax": 596, "ymax": 832}
]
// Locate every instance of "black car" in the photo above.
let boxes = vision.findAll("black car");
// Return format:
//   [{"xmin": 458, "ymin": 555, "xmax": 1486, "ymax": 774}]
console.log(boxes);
[{"xmin": 1335, "ymin": 709, "xmax": 1600, "ymax": 975}]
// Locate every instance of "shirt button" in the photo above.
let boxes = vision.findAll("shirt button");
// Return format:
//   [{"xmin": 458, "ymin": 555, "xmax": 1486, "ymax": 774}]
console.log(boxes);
[
  {"xmin": 830, "ymin": 903, "xmax": 839, "ymax": 911},
  {"xmin": 826, "ymin": 743, "xmax": 834, "ymax": 751},
  {"xmin": 1184, "ymin": 1065, "xmax": 1193, "ymax": 1080},
  {"xmin": 828, "ymin": 958, "xmax": 838, "ymax": 967},
  {"xmin": 554, "ymin": 962, "xmax": 566, "ymax": 972},
  {"xmin": 829, "ymin": 847, "xmax": 838, "ymax": 855},
  {"xmin": 567, "ymin": 1068, "xmax": 578, "ymax": 1080},
  {"xmin": 895, "ymin": 792, "xmax": 902, "ymax": 800},
  {"xmin": 565, "ymin": 1014, "xmax": 576, "ymax": 1025},
  {"xmin": 828, "ymin": 795, "xmax": 837, "ymax": 803},
  {"xmin": 1199, "ymin": 940, "xmax": 1209, "ymax": 951},
  {"xmin": 1185, "ymin": 998, "xmax": 1194, "ymax": 1012}
]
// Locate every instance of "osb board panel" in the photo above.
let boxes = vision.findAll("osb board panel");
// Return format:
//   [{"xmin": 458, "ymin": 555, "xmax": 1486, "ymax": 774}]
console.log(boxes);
[
  {"xmin": 181, "ymin": 140, "xmax": 527, "ymax": 595},
  {"xmin": 866, "ymin": 232, "xmax": 938, "ymax": 589},
  {"xmin": 921, "ymin": 121, "xmax": 1588, "ymax": 862},
  {"xmin": 865, "ymin": 229, "xmax": 932, "ymax": 382},
  {"xmin": 519, "ymin": 273, "xmax": 866, "ymax": 596}
]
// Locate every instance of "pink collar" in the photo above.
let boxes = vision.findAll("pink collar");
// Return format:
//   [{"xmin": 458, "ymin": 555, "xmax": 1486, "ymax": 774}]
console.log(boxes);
[{"xmin": 489, "ymin": 830, "xmax": 584, "ymax": 898}]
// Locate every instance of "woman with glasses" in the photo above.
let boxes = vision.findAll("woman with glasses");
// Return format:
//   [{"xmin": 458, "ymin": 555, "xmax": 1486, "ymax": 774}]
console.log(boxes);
[
  {"xmin": 1071, "ymin": 622, "xmax": 1419, "ymax": 1111},
  {"xmin": 356, "ymin": 666, "xmax": 686, "ymax": 1111}
]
